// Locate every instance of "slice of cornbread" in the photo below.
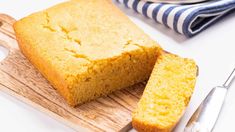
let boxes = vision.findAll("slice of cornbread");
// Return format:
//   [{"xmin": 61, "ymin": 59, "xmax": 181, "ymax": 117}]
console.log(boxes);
[
  {"xmin": 13, "ymin": 0, "xmax": 162, "ymax": 106},
  {"xmin": 132, "ymin": 53, "xmax": 197, "ymax": 132}
]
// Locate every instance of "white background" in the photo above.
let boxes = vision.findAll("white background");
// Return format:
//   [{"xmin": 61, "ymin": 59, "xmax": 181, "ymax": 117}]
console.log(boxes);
[{"xmin": 0, "ymin": 0, "xmax": 235, "ymax": 132}]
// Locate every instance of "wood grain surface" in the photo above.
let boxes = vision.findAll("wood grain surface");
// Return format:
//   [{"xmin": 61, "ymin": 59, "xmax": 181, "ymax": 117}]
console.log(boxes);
[{"xmin": 0, "ymin": 14, "xmax": 145, "ymax": 132}]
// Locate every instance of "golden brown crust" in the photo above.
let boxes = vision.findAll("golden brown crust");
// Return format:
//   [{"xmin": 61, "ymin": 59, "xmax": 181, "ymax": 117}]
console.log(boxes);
[
  {"xmin": 132, "ymin": 118, "xmax": 173, "ymax": 132},
  {"xmin": 13, "ymin": 0, "xmax": 162, "ymax": 106}
]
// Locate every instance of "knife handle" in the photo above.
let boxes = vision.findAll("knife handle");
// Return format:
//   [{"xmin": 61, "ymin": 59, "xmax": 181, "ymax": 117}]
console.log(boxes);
[{"xmin": 185, "ymin": 87, "xmax": 227, "ymax": 132}]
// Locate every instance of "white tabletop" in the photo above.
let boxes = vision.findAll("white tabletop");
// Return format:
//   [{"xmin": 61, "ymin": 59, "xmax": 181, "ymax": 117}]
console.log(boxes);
[{"xmin": 0, "ymin": 1, "xmax": 235, "ymax": 132}]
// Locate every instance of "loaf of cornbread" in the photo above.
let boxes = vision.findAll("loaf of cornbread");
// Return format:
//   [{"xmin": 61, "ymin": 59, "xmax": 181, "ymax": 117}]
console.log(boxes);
[
  {"xmin": 13, "ymin": 0, "xmax": 162, "ymax": 106},
  {"xmin": 132, "ymin": 53, "xmax": 197, "ymax": 132}
]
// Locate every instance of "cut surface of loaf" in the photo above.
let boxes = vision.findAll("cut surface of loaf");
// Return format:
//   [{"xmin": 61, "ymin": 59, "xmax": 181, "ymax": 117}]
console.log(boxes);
[
  {"xmin": 132, "ymin": 53, "xmax": 197, "ymax": 132},
  {"xmin": 13, "ymin": 0, "xmax": 162, "ymax": 106}
]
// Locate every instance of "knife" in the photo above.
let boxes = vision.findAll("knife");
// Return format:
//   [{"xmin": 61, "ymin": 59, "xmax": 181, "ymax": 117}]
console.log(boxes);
[{"xmin": 185, "ymin": 67, "xmax": 235, "ymax": 132}]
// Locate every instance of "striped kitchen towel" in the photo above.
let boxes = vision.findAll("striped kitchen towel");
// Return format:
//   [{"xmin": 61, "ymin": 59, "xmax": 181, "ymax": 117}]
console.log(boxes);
[{"xmin": 116, "ymin": 0, "xmax": 235, "ymax": 37}]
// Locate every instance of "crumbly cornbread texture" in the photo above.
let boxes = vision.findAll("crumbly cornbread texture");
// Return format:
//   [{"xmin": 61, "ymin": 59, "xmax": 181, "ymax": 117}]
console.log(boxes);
[
  {"xmin": 132, "ymin": 53, "xmax": 197, "ymax": 132},
  {"xmin": 13, "ymin": 0, "xmax": 162, "ymax": 106}
]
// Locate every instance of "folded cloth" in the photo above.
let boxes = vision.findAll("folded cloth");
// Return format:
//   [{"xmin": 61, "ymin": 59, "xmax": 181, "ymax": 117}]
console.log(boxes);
[{"xmin": 116, "ymin": 0, "xmax": 235, "ymax": 37}]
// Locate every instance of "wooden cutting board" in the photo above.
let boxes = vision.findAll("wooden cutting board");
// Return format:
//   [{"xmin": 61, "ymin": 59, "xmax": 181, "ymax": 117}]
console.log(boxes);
[{"xmin": 0, "ymin": 14, "xmax": 145, "ymax": 132}]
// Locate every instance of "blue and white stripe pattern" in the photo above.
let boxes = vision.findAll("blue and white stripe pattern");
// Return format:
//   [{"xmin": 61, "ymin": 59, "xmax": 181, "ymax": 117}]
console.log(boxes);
[{"xmin": 116, "ymin": 0, "xmax": 235, "ymax": 37}]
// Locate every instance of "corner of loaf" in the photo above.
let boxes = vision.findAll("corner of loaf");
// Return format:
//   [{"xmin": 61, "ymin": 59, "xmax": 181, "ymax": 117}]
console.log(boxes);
[
  {"xmin": 132, "ymin": 53, "xmax": 197, "ymax": 132},
  {"xmin": 13, "ymin": 0, "xmax": 162, "ymax": 106}
]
